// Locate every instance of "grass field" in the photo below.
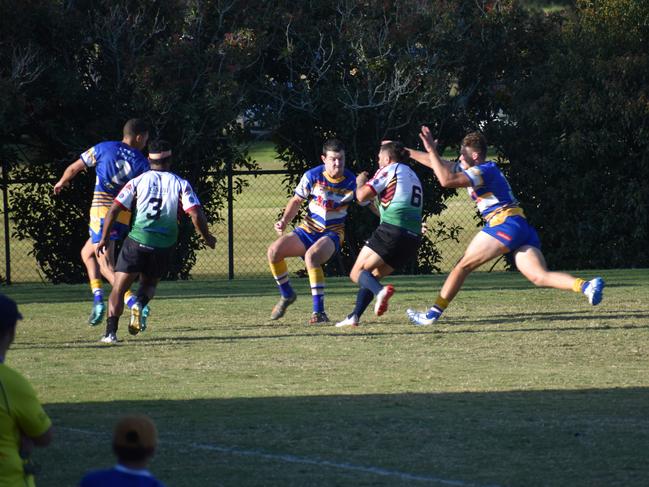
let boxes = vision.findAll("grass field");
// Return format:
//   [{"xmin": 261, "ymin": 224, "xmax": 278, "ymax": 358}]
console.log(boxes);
[{"xmin": 4, "ymin": 269, "xmax": 648, "ymax": 486}]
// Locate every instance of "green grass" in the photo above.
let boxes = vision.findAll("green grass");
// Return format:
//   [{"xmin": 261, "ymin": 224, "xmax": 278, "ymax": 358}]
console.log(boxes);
[{"xmin": 4, "ymin": 269, "xmax": 648, "ymax": 486}]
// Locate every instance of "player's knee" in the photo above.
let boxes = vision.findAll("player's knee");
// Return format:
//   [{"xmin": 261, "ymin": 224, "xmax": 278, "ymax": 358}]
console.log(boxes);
[
  {"xmin": 526, "ymin": 272, "xmax": 546, "ymax": 287},
  {"xmin": 267, "ymin": 244, "xmax": 280, "ymax": 262}
]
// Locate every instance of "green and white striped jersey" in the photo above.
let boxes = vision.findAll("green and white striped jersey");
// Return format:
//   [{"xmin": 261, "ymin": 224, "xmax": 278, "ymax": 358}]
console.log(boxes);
[{"xmin": 115, "ymin": 170, "xmax": 200, "ymax": 248}]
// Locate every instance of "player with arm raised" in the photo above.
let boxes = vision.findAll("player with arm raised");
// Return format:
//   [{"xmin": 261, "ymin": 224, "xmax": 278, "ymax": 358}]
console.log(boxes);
[
  {"xmin": 96, "ymin": 140, "xmax": 216, "ymax": 343},
  {"xmin": 335, "ymin": 141, "xmax": 423, "ymax": 327},
  {"xmin": 407, "ymin": 126, "xmax": 604, "ymax": 326},
  {"xmin": 53, "ymin": 119, "xmax": 150, "ymax": 326}
]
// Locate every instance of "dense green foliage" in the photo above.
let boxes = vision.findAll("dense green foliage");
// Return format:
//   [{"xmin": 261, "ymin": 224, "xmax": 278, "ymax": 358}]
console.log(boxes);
[
  {"xmin": 497, "ymin": 0, "xmax": 649, "ymax": 268},
  {"xmin": 1, "ymin": 0, "xmax": 646, "ymax": 281}
]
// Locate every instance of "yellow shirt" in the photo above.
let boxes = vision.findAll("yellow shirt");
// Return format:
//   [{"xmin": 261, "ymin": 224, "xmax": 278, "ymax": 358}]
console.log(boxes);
[{"xmin": 0, "ymin": 363, "xmax": 51, "ymax": 487}]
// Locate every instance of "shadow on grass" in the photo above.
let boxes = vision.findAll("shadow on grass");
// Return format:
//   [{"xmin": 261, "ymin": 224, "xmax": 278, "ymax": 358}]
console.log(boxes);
[{"xmin": 39, "ymin": 389, "xmax": 649, "ymax": 487}]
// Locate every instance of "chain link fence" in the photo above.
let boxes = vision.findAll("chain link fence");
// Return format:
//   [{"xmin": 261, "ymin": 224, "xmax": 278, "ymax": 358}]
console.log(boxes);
[{"xmin": 0, "ymin": 168, "xmax": 504, "ymax": 284}]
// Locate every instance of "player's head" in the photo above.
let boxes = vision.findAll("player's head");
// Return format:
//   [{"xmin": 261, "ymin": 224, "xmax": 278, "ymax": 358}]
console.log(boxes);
[
  {"xmin": 321, "ymin": 139, "xmax": 345, "ymax": 178},
  {"xmin": 148, "ymin": 139, "xmax": 173, "ymax": 169},
  {"xmin": 123, "ymin": 119, "xmax": 150, "ymax": 151},
  {"xmin": 460, "ymin": 131, "xmax": 487, "ymax": 166},
  {"xmin": 379, "ymin": 141, "xmax": 409, "ymax": 168},
  {"xmin": 112, "ymin": 415, "xmax": 158, "ymax": 466},
  {"xmin": 0, "ymin": 294, "xmax": 21, "ymax": 350}
]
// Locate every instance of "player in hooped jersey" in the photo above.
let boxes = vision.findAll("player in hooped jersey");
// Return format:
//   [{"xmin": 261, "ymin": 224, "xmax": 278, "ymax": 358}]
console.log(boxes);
[
  {"xmin": 407, "ymin": 126, "xmax": 604, "ymax": 325},
  {"xmin": 53, "ymin": 119, "xmax": 151, "ymax": 326},
  {"xmin": 267, "ymin": 139, "xmax": 372, "ymax": 325},
  {"xmin": 96, "ymin": 140, "xmax": 216, "ymax": 343},
  {"xmin": 335, "ymin": 141, "xmax": 423, "ymax": 327}
]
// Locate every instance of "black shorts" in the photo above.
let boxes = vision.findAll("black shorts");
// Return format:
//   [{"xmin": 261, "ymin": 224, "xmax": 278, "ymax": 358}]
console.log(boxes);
[
  {"xmin": 365, "ymin": 222, "xmax": 421, "ymax": 269},
  {"xmin": 115, "ymin": 237, "xmax": 173, "ymax": 279}
]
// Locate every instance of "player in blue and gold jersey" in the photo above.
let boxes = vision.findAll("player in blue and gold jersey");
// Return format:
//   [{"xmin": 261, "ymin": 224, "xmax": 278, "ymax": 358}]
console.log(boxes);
[
  {"xmin": 407, "ymin": 127, "xmax": 604, "ymax": 325},
  {"xmin": 267, "ymin": 139, "xmax": 371, "ymax": 325},
  {"xmin": 53, "ymin": 119, "xmax": 150, "ymax": 327}
]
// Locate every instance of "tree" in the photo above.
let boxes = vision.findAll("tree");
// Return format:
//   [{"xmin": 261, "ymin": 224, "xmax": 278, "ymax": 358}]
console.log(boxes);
[
  {"xmin": 2, "ymin": 0, "xmax": 258, "ymax": 282},
  {"xmin": 496, "ymin": 0, "xmax": 649, "ymax": 268}
]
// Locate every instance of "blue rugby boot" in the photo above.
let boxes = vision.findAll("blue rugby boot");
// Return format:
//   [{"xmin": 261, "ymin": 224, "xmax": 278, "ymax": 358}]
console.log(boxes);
[
  {"xmin": 140, "ymin": 304, "xmax": 150, "ymax": 332},
  {"xmin": 88, "ymin": 302, "xmax": 105, "ymax": 326},
  {"xmin": 583, "ymin": 277, "xmax": 605, "ymax": 305}
]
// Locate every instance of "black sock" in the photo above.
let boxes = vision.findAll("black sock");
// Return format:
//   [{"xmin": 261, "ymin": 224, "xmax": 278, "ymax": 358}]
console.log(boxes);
[
  {"xmin": 106, "ymin": 316, "xmax": 119, "ymax": 335},
  {"xmin": 136, "ymin": 294, "xmax": 151, "ymax": 308}
]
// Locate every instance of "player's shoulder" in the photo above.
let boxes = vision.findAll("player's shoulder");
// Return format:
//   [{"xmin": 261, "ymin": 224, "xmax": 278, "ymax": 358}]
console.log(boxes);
[
  {"xmin": 303, "ymin": 165, "xmax": 324, "ymax": 179},
  {"xmin": 0, "ymin": 364, "xmax": 35, "ymax": 394}
]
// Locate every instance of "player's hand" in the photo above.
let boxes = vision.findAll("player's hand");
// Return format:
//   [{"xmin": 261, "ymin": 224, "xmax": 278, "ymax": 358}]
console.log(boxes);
[
  {"xmin": 274, "ymin": 219, "xmax": 286, "ymax": 235},
  {"xmin": 419, "ymin": 126, "xmax": 438, "ymax": 154},
  {"xmin": 356, "ymin": 171, "xmax": 369, "ymax": 187},
  {"xmin": 421, "ymin": 222, "xmax": 428, "ymax": 235},
  {"xmin": 95, "ymin": 240, "xmax": 107, "ymax": 257},
  {"xmin": 204, "ymin": 234, "xmax": 217, "ymax": 249},
  {"xmin": 53, "ymin": 180, "xmax": 68, "ymax": 195}
]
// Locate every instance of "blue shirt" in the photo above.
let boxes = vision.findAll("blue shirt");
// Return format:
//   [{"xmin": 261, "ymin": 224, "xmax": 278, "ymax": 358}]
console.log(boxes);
[
  {"xmin": 79, "ymin": 465, "xmax": 165, "ymax": 487},
  {"xmin": 80, "ymin": 141, "xmax": 150, "ymax": 205},
  {"xmin": 462, "ymin": 162, "xmax": 521, "ymax": 220}
]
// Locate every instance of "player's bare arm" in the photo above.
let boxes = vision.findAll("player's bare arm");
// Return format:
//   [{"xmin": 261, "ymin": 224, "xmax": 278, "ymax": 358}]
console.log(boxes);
[
  {"xmin": 274, "ymin": 195, "xmax": 304, "ymax": 235},
  {"xmin": 53, "ymin": 159, "xmax": 86, "ymax": 195},
  {"xmin": 407, "ymin": 147, "xmax": 457, "ymax": 171},
  {"xmin": 419, "ymin": 126, "xmax": 471, "ymax": 188},
  {"xmin": 188, "ymin": 207, "xmax": 216, "ymax": 249}
]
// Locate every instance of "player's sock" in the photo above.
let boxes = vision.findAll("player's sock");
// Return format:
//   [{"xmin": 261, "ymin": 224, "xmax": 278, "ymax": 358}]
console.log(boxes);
[
  {"xmin": 124, "ymin": 290, "xmax": 137, "ymax": 309},
  {"xmin": 426, "ymin": 295, "xmax": 449, "ymax": 319},
  {"xmin": 270, "ymin": 260, "xmax": 295, "ymax": 298},
  {"xmin": 136, "ymin": 294, "xmax": 151, "ymax": 308},
  {"xmin": 105, "ymin": 316, "xmax": 119, "ymax": 336},
  {"xmin": 90, "ymin": 278, "xmax": 103, "ymax": 304},
  {"xmin": 358, "ymin": 270, "xmax": 383, "ymax": 296},
  {"xmin": 352, "ymin": 287, "xmax": 374, "ymax": 319},
  {"xmin": 573, "ymin": 278, "xmax": 587, "ymax": 293},
  {"xmin": 308, "ymin": 267, "xmax": 325, "ymax": 313}
]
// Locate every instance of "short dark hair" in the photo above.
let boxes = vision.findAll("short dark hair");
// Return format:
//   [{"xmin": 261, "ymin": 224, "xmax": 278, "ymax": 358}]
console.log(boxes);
[
  {"xmin": 462, "ymin": 132, "xmax": 487, "ymax": 158},
  {"xmin": 322, "ymin": 139, "xmax": 345, "ymax": 155},
  {"xmin": 148, "ymin": 139, "xmax": 172, "ymax": 154},
  {"xmin": 380, "ymin": 141, "xmax": 410, "ymax": 162},
  {"xmin": 123, "ymin": 119, "xmax": 150, "ymax": 137}
]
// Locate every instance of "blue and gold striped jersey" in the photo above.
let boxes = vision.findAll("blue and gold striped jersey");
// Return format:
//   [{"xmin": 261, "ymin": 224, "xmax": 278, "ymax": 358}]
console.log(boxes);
[
  {"xmin": 463, "ymin": 162, "xmax": 525, "ymax": 222},
  {"xmin": 81, "ymin": 141, "xmax": 149, "ymax": 208},
  {"xmin": 294, "ymin": 166, "xmax": 357, "ymax": 239}
]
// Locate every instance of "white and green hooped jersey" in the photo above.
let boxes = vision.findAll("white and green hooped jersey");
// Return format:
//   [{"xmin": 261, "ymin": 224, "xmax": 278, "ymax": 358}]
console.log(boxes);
[
  {"xmin": 366, "ymin": 162, "xmax": 423, "ymax": 233},
  {"xmin": 115, "ymin": 170, "xmax": 200, "ymax": 248}
]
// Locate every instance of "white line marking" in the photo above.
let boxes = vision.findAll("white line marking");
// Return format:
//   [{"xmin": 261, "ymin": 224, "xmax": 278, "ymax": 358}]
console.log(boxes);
[{"xmin": 61, "ymin": 427, "xmax": 497, "ymax": 486}]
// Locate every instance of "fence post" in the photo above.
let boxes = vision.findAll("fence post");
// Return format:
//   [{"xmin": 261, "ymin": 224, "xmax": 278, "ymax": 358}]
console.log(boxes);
[
  {"xmin": 1, "ymin": 160, "xmax": 11, "ymax": 285},
  {"xmin": 227, "ymin": 158, "xmax": 234, "ymax": 279}
]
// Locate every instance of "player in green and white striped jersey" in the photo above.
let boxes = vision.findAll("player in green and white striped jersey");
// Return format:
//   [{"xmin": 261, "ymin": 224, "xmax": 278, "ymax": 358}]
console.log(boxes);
[
  {"xmin": 336, "ymin": 141, "xmax": 423, "ymax": 327},
  {"xmin": 96, "ymin": 140, "xmax": 216, "ymax": 343}
]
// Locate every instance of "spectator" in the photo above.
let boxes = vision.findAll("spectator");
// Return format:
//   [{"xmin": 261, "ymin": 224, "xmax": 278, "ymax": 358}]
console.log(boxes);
[
  {"xmin": 79, "ymin": 414, "xmax": 165, "ymax": 487},
  {"xmin": 0, "ymin": 294, "xmax": 53, "ymax": 487}
]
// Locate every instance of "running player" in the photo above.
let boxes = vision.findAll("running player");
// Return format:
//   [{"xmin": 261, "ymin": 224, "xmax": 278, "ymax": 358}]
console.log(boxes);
[
  {"xmin": 407, "ymin": 126, "xmax": 604, "ymax": 325},
  {"xmin": 336, "ymin": 141, "xmax": 423, "ymax": 327},
  {"xmin": 96, "ymin": 140, "xmax": 216, "ymax": 343},
  {"xmin": 267, "ymin": 139, "xmax": 370, "ymax": 325},
  {"xmin": 53, "ymin": 119, "xmax": 151, "ymax": 326}
]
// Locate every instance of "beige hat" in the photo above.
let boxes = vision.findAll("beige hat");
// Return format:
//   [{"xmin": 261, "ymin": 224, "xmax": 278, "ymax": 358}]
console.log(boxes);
[{"xmin": 113, "ymin": 415, "xmax": 158, "ymax": 450}]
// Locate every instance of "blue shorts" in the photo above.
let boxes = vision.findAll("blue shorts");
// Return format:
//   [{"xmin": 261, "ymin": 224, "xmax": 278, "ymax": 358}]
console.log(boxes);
[
  {"xmin": 482, "ymin": 215, "xmax": 541, "ymax": 252},
  {"xmin": 293, "ymin": 227, "xmax": 341, "ymax": 253},
  {"xmin": 89, "ymin": 206, "xmax": 130, "ymax": 244}
]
